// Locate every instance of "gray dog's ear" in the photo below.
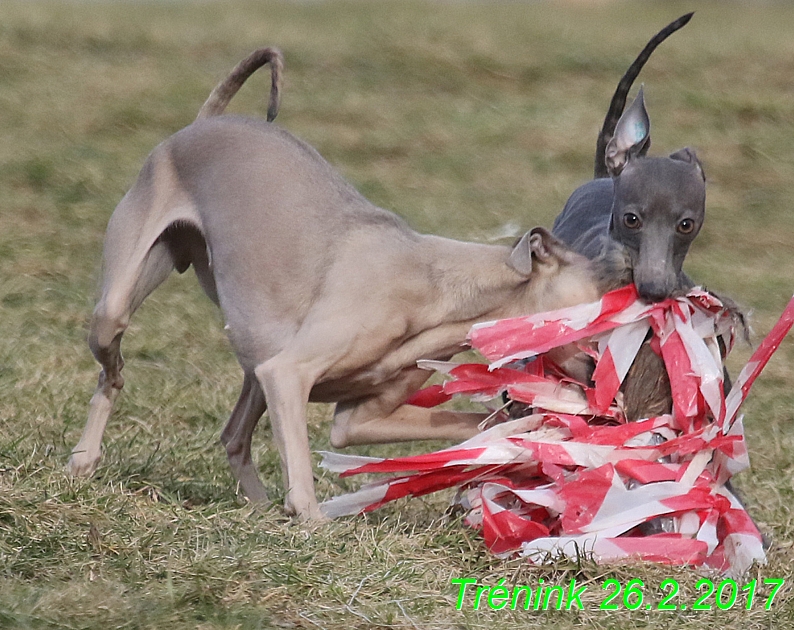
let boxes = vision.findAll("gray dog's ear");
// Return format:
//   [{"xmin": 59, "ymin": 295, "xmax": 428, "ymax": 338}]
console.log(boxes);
[
  {"xmin": 669, "ymin": 147, "xmax": 706, "ymax": 181},
  {"xmin": 605, "ymin": 86, "xmax": 651, "ymax": 177}
]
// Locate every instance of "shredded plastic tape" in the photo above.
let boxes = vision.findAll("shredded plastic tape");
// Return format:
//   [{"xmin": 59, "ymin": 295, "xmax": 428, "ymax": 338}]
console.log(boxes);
[{"xmin": 320, "ymin": 285, "xmax": 794, "ymax": 577}]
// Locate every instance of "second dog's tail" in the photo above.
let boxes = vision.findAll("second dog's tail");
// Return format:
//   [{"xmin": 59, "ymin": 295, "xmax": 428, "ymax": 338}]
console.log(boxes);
[
  {"xmin": 593, "ymin": 13, "xmax": 692, "ymax": 178},
  {"xmin": 196, "ymin": 47, "xmax": 283, "ymax": 121}
]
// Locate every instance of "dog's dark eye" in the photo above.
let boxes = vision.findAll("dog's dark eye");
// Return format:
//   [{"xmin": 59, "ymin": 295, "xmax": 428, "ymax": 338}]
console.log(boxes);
[
  {"xmin": 623, "ymin": 213, "xmax": 641, "ymax": 229},
  {"xmin": 677, "ymin": 219, "xmax": 696, "ymax": 235}
]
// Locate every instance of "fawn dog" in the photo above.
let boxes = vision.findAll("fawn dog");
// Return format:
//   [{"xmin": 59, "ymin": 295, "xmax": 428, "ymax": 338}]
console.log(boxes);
[{"xmin": 68, "ymin": 49, "xmax": 608, "ymax": 520}]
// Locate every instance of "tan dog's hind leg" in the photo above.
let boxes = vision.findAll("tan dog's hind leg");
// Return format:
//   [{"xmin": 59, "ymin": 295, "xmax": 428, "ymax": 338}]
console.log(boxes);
[
  {"xmin": 220, "ymin": 373, "xmax": 269, "ymax": 503},
  {"xmin": 330, "ymin": 367, "xmax": 486, "ymax": 447},
  {"xmin": 68, "ymin": 336, "xmax": 124, "ymax": 476},
  {"xmin": 69, "ymin": 237, "xmax": 175, "ymax": 476}
]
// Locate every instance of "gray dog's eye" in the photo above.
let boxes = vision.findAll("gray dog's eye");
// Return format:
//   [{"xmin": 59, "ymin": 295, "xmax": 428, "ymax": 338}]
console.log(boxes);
[
  {"xmin": 623, "ymin": 213, "xmax": 641, "ymax": 229},
  {"xmin": 677, "ymin": 218, "xmax": 695, "ymax": 235}
]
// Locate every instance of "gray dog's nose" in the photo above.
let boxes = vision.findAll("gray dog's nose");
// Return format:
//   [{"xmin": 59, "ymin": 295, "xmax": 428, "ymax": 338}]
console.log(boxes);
[{"xmin": 637, "ymin": 282, "xmax": 672, "ymax": 303}]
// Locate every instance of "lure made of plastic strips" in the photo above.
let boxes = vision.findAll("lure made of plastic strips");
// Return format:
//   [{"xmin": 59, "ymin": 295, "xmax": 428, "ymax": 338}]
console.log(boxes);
[{"xmin": 320, "ymin": 285, "xmax": 794, "ymax": 577}]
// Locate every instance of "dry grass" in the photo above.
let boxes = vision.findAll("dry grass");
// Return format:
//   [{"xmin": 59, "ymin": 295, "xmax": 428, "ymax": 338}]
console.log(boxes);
[{"xmin": 1, "ymin": 1, "xmax": 794, "ymax": 628}]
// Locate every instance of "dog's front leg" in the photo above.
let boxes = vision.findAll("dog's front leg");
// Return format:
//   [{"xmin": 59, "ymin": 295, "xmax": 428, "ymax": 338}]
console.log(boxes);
[{"xmin": 254, "ymin": 355, "xmax": 324, "ymax": 521}]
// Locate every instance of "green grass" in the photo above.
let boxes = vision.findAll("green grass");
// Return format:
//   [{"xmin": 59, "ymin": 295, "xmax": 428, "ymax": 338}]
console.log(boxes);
[{"xmin": 1, "ymin": 1, "xmax": 794, "ymax": 627}]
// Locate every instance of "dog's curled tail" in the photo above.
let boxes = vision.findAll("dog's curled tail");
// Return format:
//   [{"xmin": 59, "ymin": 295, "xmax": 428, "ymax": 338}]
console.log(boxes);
[
  {"xmin": 593, "ymin": 12, "xmax": 693, "ymax": 178},
  {"xmin": 196, "ymin": 47, "xmax": 283, "ymax": 122}
]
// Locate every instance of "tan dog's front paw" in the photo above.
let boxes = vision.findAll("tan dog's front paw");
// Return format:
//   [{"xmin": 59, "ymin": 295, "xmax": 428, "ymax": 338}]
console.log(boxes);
[
  {"xmin": 285, "ymin": 495, "xmax": 328, "ymax": 523},
  {"xmin": 66, "ymin": 451, "xmax": 100, "ymax": 477}
]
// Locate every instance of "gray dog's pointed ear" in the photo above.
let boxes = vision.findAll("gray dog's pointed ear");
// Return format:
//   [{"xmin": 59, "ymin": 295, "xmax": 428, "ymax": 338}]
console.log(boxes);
[
  {"xmin": 669, "ymin": 147, "xmax": 706, "ymax": 181},
  {"xmin": 605, "ymin": 86, "xmax": 651, "ymax": 177}
]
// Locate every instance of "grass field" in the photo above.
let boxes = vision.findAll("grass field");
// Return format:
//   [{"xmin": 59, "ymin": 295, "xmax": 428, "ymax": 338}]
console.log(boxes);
[{"xmin": 2, "ymin": 1, "xmax": 794, "ymax": 628}]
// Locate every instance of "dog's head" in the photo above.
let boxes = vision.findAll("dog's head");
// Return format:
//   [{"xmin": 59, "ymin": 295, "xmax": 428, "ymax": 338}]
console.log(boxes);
[{"xmin": 604, "ymin": 88, "xmax": 706, "ymax": 302}]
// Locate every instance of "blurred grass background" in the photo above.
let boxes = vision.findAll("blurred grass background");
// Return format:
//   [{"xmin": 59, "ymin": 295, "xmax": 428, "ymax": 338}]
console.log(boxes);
[{"xmin": 1, "ymin": 1, "xmax": 794, "ymax": 628}]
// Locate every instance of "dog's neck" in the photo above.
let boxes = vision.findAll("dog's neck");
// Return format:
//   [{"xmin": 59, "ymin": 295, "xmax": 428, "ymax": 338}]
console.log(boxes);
[
  {"xmin": 414, "ymin": 234, "xmax": 600, "ymax": 326},
  {"xmin": 415, "ymin": 235, "xmax": 521, "ymax": 319}
]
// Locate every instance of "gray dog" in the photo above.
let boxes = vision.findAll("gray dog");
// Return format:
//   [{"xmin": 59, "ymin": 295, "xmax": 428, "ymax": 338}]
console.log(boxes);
[
  {"xmin": 68, "ymin": 49, "xmax": 610, "ymax": 520},
  {"xmin": 552, "ymin": 13, "xmax": 704, "ymax": 302}
]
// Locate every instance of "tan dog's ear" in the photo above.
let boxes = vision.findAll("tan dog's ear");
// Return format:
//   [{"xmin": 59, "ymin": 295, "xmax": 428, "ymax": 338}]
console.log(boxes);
[
  {"xmin": 529, "ymin": 227, "xmax": 555, "ymax": 264},
  {"xmin": 508, "ymin": 231, "xmax": 534, "ymax": 276},
  {"xmin": 509, "ymin": 227, "xmax": 577, "ymax": 276},
  {"xmin": 531, "ymin": 226, "xmax": 585, "ymax": 265}
]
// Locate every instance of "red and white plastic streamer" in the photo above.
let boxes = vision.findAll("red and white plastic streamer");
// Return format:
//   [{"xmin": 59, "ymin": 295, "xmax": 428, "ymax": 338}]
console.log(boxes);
[{"xmin": 320, "ymin": 285, "xmax": 794, "ymax": 577}]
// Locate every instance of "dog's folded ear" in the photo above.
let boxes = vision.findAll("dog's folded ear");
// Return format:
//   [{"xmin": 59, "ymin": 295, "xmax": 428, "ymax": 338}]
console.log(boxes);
[
  {"xmin": 508, "ymin": 227, "xmax": 578, "ymax": 276},
  {"xmin": 508, "ymin": 231, "xmax": 535, "ymax": 276},
  {"xmin": 669, "ymin": 147, "xmax": 706, "ymax": 181},
  {"xmin": 605, "ymin": 86, "xmax": 651, "ymax": 177}
]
